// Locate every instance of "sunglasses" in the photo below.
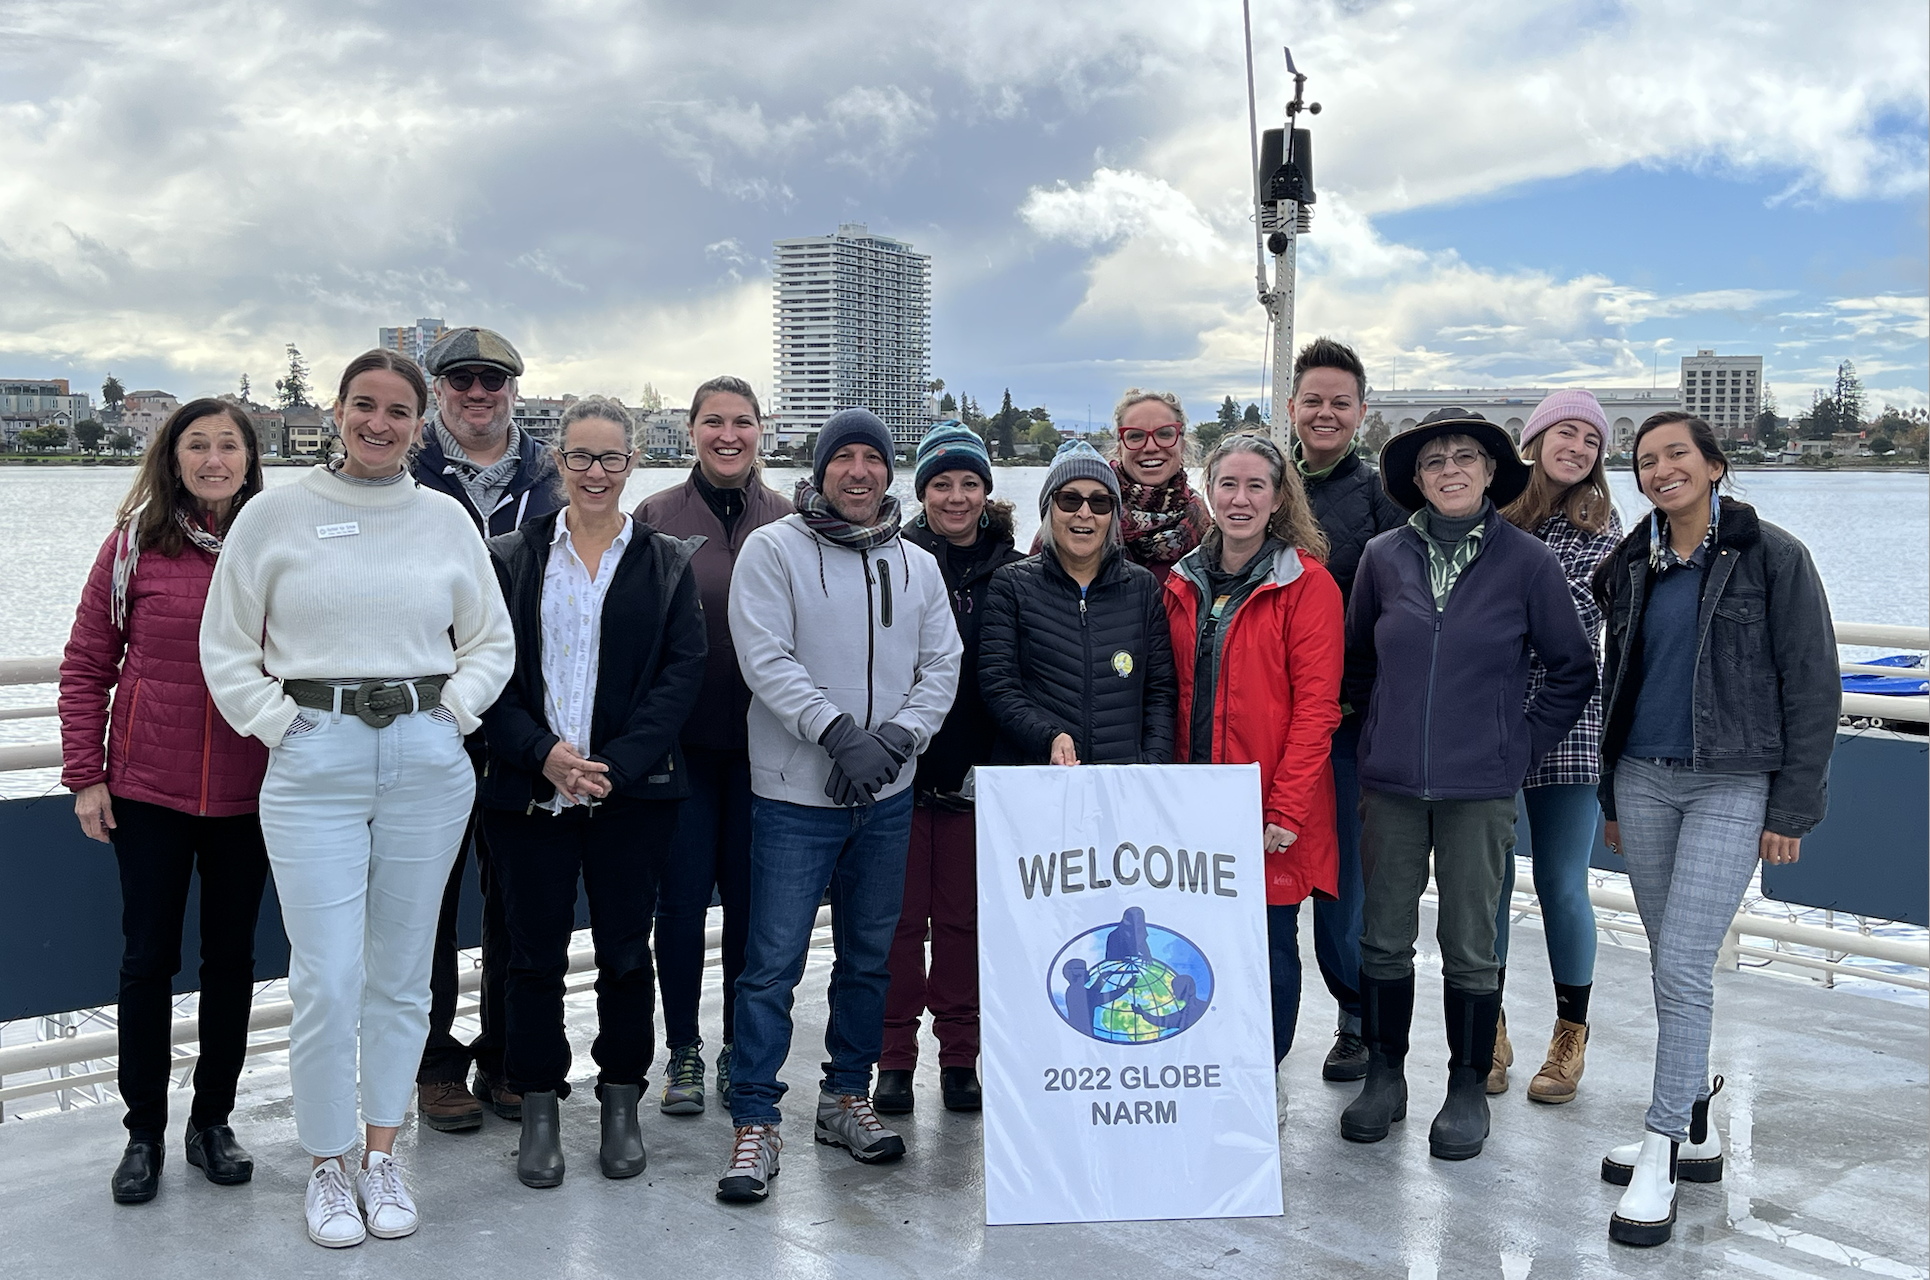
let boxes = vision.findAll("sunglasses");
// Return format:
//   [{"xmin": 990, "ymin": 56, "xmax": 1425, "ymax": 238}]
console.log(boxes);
[
  {"xmin": 560, "ymin": 449, "xmax": 634, "ymax": 473},
  {"xmin": 1052, "ymin": 489, "xmax": 1117, "ymax": 516},
  {"xmin": 444, "ymin": 368, "xmax": 509, "ymax": 393},
  {"xmin": 1119, "ymin": 423, "xmax": 1182, "ymax": 450}
]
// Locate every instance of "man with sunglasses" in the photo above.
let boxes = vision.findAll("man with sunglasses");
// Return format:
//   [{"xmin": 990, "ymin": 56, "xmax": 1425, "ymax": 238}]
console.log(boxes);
[{"xmin": 411, "ymin": 326, "xmax": 566, "ymax": 1134}]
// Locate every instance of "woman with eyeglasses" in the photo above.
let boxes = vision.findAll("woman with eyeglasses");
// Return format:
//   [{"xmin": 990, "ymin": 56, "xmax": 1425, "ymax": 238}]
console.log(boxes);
[
  {"xmin": 200, "ymin": 349, "xmax": 514, "ymax": 1247},
  {"xmin": 1162, "ymin": 433, "xmax": 1341, "ymax": 1090},
  {"xmin": 479, "ymin": 396, "xmax": 708, "ymax": 1188},
  {"xmin": 1337, "ymin": 409, "xmax": 1595, "ymax": 1164},
  {"xmin": 980, "ymin": 440, "xmax": 1176, "ymax": 768},
  {"xmin": 633, "ymin": 376, "xmax": 791, "ymax": 1118}
]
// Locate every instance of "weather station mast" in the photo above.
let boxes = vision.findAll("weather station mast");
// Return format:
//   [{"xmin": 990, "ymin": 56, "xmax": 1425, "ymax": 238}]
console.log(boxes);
[{"xmin": 1242, "ymin": 11, "xmax": 1320, "ymax": 446}]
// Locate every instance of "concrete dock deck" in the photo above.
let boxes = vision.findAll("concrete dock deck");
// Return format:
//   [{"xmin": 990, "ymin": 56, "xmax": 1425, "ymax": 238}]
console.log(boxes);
[{"xmin": 2, "ymin": 908, "xmax": 1924, "ymax": 1279}]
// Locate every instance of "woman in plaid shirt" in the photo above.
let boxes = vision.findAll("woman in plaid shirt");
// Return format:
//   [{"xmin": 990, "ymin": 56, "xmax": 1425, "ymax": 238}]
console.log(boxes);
[{"xmin": 1490, "ymin": 391, "xmax": 1624, "ymax": 1103}]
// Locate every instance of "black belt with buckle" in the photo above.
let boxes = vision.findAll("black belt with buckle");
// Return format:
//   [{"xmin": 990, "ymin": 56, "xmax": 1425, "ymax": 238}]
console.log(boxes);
[{"xmin": 284, "ymin": 676, "xmax": 449, "ymax": 729}]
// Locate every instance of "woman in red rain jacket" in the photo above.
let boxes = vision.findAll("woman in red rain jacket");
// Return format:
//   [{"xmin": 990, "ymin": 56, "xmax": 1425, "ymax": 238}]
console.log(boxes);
[
  {"xmin": 59, "ymin": 399, "xmax": 270, "ymax": 1205},
  {"xmin": 1164, "ymin": 432, "xmax": 1343, "ymax": 1077}
]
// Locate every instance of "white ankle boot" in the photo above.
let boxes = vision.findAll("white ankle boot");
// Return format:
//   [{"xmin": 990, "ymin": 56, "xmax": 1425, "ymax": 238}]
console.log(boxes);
[
  {"xmin": 1608, "ymin": 1132, "xmax": 1677, "ymax": 1247},
  {"xmin": 1602, "ymin": 1076, "xmax": 1724, "ymax": 1185}
]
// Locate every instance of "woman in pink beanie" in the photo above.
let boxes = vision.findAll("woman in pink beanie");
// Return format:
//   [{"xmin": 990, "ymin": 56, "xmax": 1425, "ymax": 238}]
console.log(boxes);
[{"xmin": 1490, "ymin": 389, "xmax": 1624, "ymax": 1103}]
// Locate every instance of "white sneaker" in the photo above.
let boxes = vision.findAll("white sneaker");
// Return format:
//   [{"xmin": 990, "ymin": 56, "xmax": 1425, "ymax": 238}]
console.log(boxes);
[
  {"xmin": 305, "ymin": 1157, "xmax": 366, "ymax": 1248},
  {"xmin": 357, "ymin": 1150, "xmax": 420, "ymax": 1239}
]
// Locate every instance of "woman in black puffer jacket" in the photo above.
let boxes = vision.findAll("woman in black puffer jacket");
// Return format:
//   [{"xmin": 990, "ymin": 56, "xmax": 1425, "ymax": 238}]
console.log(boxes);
[{"xmin": 979, "ymin": 440, "xmax": 1177, "ymax": 766}]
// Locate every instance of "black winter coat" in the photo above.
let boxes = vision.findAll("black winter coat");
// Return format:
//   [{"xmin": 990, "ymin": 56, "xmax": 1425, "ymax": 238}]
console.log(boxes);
[
  {"xmin": 413, "ymin": 429, "xmax": 565, "ymax": 536},
  {"xmin": 1302, "ymin": 449, "xmax": 1408, "ymax": 606},
  {"xmin": 978, "ymin": 546, "xmax": 1177, "ymax": 765},
  {"xmin": 479, "ymin": 512, "xmax": 708, "ymax": 812},
  {"xmin": 904, "ymin": 513, "xmax": 1026, "ymax": 796},
  {"xmin": 1595, "ymin": 497, "xmax": 1839, "ymax": 837}
]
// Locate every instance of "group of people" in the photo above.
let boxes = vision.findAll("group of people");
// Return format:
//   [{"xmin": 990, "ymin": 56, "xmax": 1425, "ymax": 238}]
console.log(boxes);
[{"xmin": 59, "ymin": 328, "xmax": 1841, "ymax": 1251}]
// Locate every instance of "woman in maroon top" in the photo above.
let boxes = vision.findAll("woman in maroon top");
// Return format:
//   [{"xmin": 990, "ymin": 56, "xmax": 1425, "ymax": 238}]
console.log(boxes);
[
  {"xmin": 60, "ymin": 399, "xmax": 271, "ymax": 1205},
  {"xmin": 634, "ymin": 376, "xmax": 791, "ymax": 1115}
]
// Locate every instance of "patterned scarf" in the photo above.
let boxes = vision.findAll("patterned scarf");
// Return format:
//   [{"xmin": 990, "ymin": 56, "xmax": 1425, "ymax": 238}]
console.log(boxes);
[
  {"xmin": 1648, "ymin": 497, "xmax": 1720, "ymax": 573},
  {"xmin": 110, "ymin": 510, "xmax": 226, "ymax": 628},
  {"xmin": 794, "ymin": 478, "xmax": 903, "ymax": 551},
  {"xmin": 1114, "ymin": 462, "xmax": 1211, "ymax": 568}
]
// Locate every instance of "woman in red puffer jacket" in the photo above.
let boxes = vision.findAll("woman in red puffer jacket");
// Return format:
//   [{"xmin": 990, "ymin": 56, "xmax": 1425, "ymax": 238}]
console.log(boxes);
[
  {"xmin": 59, "ymin": 399, "xmax": 271, "ymax": 1206},
  {"xmin": 1164, "ymin": 432, "xmax": 1343, "ymax": 1077}
]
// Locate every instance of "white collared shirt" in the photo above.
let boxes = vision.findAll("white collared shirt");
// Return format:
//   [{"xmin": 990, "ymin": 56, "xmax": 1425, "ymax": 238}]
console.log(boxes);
[{"xmin": 540, "ymin": 512, "xmax": 633, "ymax": 811}]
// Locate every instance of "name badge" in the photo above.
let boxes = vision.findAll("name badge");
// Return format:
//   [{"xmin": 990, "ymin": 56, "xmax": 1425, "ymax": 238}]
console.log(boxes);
[{"xmin": 316, "ymin": 522, "xmax": 360, "ymax": 539}]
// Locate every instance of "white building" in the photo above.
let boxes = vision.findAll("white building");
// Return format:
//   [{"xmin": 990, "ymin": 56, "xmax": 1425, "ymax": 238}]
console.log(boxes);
[
  {"xmin": 772, "ymin": 223, "xmax": 932, "ymax": 451},
  {"xmin": 119, "ymin": 389, "xmax": 182, "ymax": 447},
  {"xmin": 1367, "ymin": 387, "xmax": 1683, "ymax": 453},
  {"xmin": 639, "ymin": 409, "xmax": 690, "ymax": 458},
  {"xmin": 379, "ymin": 318, "xmax": 448, "ymax": 369},
  {"xmin": 0, "ymin": 379, "xmax": 93, "ymax": 426},
  {"xmin": 513, "ymin": 396, "xmax": 572, "ymax": 447},
  {"xmin": 1679, "ymin": 350, "xmax": 1762, "ymax": 440}
]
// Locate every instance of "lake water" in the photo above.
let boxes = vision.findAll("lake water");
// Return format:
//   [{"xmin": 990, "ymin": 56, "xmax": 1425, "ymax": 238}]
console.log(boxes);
[{"xmin": 2, "ymin": 462, "xmax": 1925, "ymax": 797}]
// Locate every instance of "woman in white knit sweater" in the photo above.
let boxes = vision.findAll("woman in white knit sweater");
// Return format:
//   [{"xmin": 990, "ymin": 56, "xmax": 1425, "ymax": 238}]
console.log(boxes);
[{"xmin": 201, "ymin": 349, "xmax": 514, "ymax": 1249}]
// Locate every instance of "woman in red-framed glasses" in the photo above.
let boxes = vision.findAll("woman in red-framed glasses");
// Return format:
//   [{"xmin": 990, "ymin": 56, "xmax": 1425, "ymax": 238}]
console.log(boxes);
[{"xmin": 1104, "ymin": 390, "xmax": 1214, "ymax": 584}]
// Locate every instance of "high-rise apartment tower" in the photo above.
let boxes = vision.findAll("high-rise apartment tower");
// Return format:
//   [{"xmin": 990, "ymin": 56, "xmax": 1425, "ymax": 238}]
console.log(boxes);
[
  {"xmin": 772, "ymin": 224, "xmax": 932, "ymax": 450},
  {"xmin": 379, "ymin": 318, "xmax": 448, "ymax": 370},
  {"xmin": 1679, "ymin": 350, "xmax": 1762, "ymax": 439}
]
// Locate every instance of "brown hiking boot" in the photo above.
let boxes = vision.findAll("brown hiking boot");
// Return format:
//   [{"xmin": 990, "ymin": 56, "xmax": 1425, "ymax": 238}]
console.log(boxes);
[
  {"xmin": 1527, "ymin": 1019, "xmax": 1589, "ymax": 1104},
  {"xmin": 419, "ymin": 1079, "xmax": 484, "ymax": 1132},
  {"xmin": 1486, "ymin": 1008, "xmax": 1513, "ymax": 1095},
  {"xmin": 474, "ymin": 1068, "xmax": 523, "ymax": 1121}
]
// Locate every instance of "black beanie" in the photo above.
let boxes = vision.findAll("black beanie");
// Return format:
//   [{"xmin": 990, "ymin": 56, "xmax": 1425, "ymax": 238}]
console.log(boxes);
[{"xmin": 813, "ymin": 408, "xmax": 896, "ymax": 488}]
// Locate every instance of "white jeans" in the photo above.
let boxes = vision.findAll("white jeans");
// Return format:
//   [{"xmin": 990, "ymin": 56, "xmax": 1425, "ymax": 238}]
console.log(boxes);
[{"xmin": 260, "ymin": 705, "xmax": 473, "ymax": 1157}]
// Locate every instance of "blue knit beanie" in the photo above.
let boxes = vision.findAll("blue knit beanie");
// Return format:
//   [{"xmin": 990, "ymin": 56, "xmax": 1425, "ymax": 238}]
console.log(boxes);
[
  {"xmin": 914, "ymin": 421, "xmax": 993, "ymax": 496},
  {"xmin": 813, "ymin": 408, "xmax": 895, "ymax": 488},
  {"xmin": 1040, "ymin": 439, "xmax": 1120, "ymax": 516}
]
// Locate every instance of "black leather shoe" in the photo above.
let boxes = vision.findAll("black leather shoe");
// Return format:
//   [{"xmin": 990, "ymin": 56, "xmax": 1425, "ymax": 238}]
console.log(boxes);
[
  {"xmin": 940, "ymin": 1066, "xmax": 982, "ymax": 1112},
  {"xmin": 873, "ymin": 1069, "xmax": 914, "ymax": 1115},
  {"xmin": 517, "ymin": 1091, "xmax": 565, "ymax": 1188},
  {"xmin": 598, "ymin": 1083, "xmax": 647, "ymax": 1179},
  {"xmin": 111, "ymin": 1140, "xmax": 163, "ymax": 1204},
  {"xmin": 185, "ymin": 1122, "xmax": 254, "ymax": 1185}
]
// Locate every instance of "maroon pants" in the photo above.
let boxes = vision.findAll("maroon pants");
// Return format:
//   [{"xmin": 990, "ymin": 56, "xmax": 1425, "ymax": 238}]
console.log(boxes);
[{"xmin": 881, "ymin": 804, "xmax": 980, "ymax": 1069}]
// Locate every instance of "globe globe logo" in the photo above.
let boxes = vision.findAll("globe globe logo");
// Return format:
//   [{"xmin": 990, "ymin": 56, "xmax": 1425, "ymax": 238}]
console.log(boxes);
[{"xmin": 1048, "ymin": 906, "xmax": 1214, "ymax": 1044}]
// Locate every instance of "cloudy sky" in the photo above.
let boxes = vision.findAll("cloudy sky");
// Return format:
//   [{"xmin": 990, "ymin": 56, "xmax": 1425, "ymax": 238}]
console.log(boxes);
[{"xmin": 2, "ymin": 0, "xmax": 1925, "ymax": 425}]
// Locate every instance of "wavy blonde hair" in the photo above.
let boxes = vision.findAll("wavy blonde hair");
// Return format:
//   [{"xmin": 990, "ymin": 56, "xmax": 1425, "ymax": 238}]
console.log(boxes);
[{"xmin": 1201, "ymin": 432, "xmax": 1329, "ymax": 561}]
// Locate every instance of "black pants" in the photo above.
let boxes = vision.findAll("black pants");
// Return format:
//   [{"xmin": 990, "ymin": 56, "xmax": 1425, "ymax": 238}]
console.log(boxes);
[
  {"xmin": 110, "ymin": 797, "xmax": 269, "ymax": 1142},
  {"xmin": 484, "ymin": 800, "xmax": 676, "ymax": 1098},
  {"xmin": 653, "ymin": 746, "xmax": 753, "ymax": 1049},
  {"xmin": 419, "ymin": 757, "xmax": 509, "ymax": 1084}
]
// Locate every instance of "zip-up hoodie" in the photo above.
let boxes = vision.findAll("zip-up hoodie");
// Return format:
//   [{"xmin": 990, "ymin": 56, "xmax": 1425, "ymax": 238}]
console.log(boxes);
[
  {"xmin": 413, "ymin": 427, "xmax": 564, "ymax": 537},
  {"xmin": 727, "ymin": 513, "xmax": 963, "ymax": 808}
]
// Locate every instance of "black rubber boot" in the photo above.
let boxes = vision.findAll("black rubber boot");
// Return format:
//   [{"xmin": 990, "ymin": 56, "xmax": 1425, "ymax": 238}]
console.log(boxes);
[
  {"xmin": 873, "ymin": 1069, "xmax": 914, "ymax": 1115},
  {"xmin": 1340, "ymin": 973, "xmax": 1413, "ymax": 1143},
  {"xmin": 940, "ymin": 1066, "xmax": 982, "ymax": 1112},
  {"xmin": 516, "ymin": 1090, "xmax": 565, "ymax": 1188},
  {"xmin": 1430, "ymin": 983, "xmax": 1500, "ymax": 1161},
  {"xmin": 598, "ymin": 1083, "xmax": 647, "ymax": 1179}
]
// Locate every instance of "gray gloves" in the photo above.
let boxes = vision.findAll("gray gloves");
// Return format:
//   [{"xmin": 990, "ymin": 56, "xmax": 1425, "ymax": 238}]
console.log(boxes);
[{"xmin": 820, "ymin": 715, "xmax": 917, "ymax": 807}]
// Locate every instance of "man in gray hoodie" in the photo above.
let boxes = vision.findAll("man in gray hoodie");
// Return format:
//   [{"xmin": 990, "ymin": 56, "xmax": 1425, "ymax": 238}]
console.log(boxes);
[{"xmin": 717, "ymin": 408, "xmax": 962, "ymax": 1204}]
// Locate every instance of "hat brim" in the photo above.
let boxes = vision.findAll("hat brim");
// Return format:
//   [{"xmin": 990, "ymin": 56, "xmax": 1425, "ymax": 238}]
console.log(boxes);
[{"xmin": 1378, "ymin": 419, "xmax": 1530, "ymax": 512}]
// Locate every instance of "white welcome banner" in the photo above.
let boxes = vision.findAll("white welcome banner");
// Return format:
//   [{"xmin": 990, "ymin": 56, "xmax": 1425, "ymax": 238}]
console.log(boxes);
[{"xmin": 976, "ymin": 764, "xmax": 1283, "ymax": 1226}]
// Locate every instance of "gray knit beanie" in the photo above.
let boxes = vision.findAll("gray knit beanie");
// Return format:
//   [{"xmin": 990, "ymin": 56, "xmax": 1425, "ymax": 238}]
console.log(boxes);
[
  {"xmin": 1040, "ymin": 439, "xmax": 1121, "ymax": 516},
  {"xmin": 813, "ymin": 408, "xmax": 896, "ymax": 488}
]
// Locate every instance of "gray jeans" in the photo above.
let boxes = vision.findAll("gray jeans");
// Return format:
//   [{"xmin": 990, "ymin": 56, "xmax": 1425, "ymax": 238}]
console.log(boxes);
[
  {"xmin": 1359, "ymin": 789, "xmax": 1517, "ymax": 994},
  {"xmin": 1614, "ymin": 756, "xmax": 1769, "ymax": 1141}
]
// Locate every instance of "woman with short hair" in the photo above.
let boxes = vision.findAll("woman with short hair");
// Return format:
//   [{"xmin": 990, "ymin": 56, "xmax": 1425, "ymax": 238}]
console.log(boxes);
[
  {"xmin": 635, "ymin": 376, "xmax": 791, "ymax": 1117},
  {"xmin": 980, "ymin": 439, "xmax": 1176, "ymax": 767},
  {"xmin": 1339, "ymin": 409, "xmax": 1596, "ymax": 1163},
  {"xmin": 61, "ymin": 399, "xmax": 270, "ymax": 1205},
  {"xmin": 1162, "ymin": 433, "xmax": 1342, "ymax": 1081},
  {"xmin": 1593, "ymin": 412, "xmax": 1838, "ymax": 1248},
  {"xmin": 482, "ymin": 396, "xmax": 708, "ymax": 1188},
  {"xmin": 1487, "ymin": 390, "xmax": 1625, "ymax": 1102},
  {"xmin": 200, "ymin": 349, "xmax": 514, "ymax": 1248}
]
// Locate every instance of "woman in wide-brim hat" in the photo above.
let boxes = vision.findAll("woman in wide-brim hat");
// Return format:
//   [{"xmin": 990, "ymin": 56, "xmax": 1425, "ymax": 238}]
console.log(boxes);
[{"xmin": 1336, "ymin": 407, "xmax": 1597, "ymax": 1162}]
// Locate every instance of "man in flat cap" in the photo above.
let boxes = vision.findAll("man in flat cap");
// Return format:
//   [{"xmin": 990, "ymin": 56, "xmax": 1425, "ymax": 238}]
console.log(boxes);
[{"xmin": 411, "ymin": 326, "xmax": 565, "ymax": 1133}]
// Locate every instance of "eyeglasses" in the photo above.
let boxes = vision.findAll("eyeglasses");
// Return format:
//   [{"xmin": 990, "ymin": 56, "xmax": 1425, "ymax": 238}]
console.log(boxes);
[
  {"xmin": 443, "ymin": 368, "xmax": 509, "ymax": 393},
  {"xmin": 560, "ymin": 449, "xmax": 634, "ymax": 473},
  {"xmin": 1119, "ymin": 424, "xmax": 1182, "ymax": 450},
  {"xmin": 1052, "ymin": 489, "xmax": 1117, "ymax": 516},
  {"xmin": 1419, "ymin": 449, "xmax": 1487, "ymax": 475}
]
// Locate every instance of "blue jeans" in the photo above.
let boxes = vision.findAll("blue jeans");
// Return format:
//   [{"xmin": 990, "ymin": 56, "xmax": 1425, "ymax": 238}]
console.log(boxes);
[
  {"xmin": 1312, "ymin": 718, "xmax": 1364, "ymax": 1033},
  {"xmin": 1267, "ymin": 903, "xmax": 1303, "ymax": 1065},
  {"xmin": 1495, "ymin": 783, "xmax": 1602, "ymax": 987},
  {"xmin": 729, "ymin": 789, "xmax": 915, "ymax": 1127}
]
